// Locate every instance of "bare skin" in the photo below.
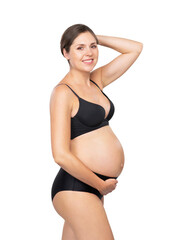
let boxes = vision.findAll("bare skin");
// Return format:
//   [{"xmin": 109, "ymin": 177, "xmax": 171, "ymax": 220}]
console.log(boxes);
[
  {"xmin": 58, "ymin": 74, "xmax": 125, "ymax": 178},
  {"xmin": 50, "ymin": 31, "xmax": 143, "ymax": 239},
  {"xmin": 53, "ymin": 193, "xmax": 116, "ymax": 240},
  {"xmin": 61, "ymin": 196, "xmax": 104, "ymax": 240}
]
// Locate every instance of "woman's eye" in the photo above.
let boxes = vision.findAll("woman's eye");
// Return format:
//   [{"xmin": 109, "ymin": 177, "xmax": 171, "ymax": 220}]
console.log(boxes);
[{"xmin": 77, "ymin": 45, "xmax": 97, "ymax": 50}]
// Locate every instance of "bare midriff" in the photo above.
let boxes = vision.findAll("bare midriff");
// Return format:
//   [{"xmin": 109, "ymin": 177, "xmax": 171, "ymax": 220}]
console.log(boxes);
[{"xmin": 70, "ymin": 125, "xmax": 125, "ymax": 178}]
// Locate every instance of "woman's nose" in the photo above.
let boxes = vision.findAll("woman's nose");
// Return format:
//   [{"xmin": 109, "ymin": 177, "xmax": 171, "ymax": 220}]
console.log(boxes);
[{"xmin": 86, "ymin": 47, "xmax": 92, "ymax": 55}]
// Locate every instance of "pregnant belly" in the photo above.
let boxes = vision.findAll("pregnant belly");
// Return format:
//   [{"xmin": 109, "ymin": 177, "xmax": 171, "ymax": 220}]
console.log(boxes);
[{"xmin": 70, "ymin": 126, "xmax": 125, "ymax": 177}]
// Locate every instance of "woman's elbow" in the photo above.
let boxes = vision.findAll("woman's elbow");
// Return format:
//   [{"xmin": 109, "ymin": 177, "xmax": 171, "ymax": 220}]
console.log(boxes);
[
  {"xmin": 138, "ymin": 42, "xmax": 143, "ymax": 53},
  {"xmin": 53, "ymin": 151, "xmax": 70, "ymax": 165}
]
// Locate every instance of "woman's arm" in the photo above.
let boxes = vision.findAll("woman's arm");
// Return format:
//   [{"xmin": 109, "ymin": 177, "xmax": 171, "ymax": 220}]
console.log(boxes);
[
  {"xmin": 50, "ymin": 85, "xmax": 117, "ymax": 194},
  {"xmin": 93, "ymin": 35, "xmax": 143, "ymax": 88},
  {"xmin": 97, "ymin": 35, "xmax": 143, "ymax": 53}
]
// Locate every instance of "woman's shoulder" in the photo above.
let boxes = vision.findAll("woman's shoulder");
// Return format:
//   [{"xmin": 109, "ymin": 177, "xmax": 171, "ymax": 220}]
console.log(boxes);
[{"xmin": 51, "ymin": 77, "xmax": 75, "ymax": 102}]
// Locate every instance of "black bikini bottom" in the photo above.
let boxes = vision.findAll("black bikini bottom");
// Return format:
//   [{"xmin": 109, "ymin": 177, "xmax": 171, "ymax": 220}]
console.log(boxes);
[{"xmin": 51, "ymin": 168, "xmax": 118, "ymax": 201}]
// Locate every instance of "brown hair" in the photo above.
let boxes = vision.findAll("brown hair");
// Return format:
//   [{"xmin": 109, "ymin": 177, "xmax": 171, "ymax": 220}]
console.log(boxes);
[{"xmin": 60, "ymin": 24, "xmax": 98, "ymax": 64}]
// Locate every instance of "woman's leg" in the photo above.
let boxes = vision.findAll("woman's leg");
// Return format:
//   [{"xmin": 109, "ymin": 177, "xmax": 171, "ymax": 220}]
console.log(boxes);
[
  {"xmin": 53, "ymin": 192, "xmax": 113, "ymax": 240},
  {"xmin": 61, "ymin": 196, "xmax": 104, "ymax": 240},
  {"xmin": 62, "ymin": 221, "xmax": 77, "ymax": 240}
]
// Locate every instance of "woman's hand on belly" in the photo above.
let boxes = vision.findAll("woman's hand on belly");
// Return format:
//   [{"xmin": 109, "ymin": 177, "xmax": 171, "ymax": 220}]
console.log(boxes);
[{"xmin": 98, "ymin": 178, "xmax": 118, "ymax": 196}]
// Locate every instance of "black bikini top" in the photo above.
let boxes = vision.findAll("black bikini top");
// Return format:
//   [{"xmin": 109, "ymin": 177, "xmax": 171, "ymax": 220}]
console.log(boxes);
[{"xmin": 56, "ymin": 79, "xmax": 115, "ymax": 140}]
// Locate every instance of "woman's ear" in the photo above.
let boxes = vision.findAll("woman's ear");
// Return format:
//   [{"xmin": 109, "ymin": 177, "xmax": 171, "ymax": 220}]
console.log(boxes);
[{"xmin": 63, "ymin": 48, "xmax": 70, "ymax": 61}]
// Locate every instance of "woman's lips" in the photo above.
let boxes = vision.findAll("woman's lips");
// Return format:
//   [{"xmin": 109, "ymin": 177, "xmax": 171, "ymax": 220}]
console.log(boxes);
[{"xmin": 82, "ymin": 59, "xmax": 94, "ymax": 64}]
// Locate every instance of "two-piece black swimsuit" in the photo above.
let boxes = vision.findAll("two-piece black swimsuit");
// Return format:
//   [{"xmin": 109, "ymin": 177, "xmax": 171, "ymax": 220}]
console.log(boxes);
[{"xmin": 51, "ymin": 79, "xmax": 118, "ymax": 201}]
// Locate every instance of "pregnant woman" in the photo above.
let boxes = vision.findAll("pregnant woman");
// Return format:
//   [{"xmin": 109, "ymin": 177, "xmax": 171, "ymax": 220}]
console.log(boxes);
[{"xmin": 50, "ymin": 24, "xmax": 143, "ymax": 240}]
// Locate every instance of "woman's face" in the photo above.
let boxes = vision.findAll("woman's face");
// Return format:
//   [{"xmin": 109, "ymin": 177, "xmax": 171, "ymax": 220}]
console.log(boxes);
[{"xmin": 64, "ymin": 31, "xmax": 99, "ymax": 72}]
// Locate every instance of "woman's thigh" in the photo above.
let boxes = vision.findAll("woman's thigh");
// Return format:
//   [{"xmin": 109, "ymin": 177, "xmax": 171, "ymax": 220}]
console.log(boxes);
[{"xmin": 52, "ymin": 191, "xmax": 114, "ymax": 240}]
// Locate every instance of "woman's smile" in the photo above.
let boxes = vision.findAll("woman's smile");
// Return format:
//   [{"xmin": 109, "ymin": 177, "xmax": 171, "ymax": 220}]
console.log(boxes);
[{"xmin": 82, "ymin": 59, "xmax": 94, "ymax": 64}]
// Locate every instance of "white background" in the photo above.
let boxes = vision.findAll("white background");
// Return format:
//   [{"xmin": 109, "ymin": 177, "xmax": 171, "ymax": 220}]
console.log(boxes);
[{"xmin": 0, "ymin": 0, "xmax": 183, "ymax": 239}]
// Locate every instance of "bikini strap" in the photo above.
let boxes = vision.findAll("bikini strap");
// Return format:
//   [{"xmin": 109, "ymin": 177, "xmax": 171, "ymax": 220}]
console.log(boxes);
[
  {"xmin": 55, "ymin": 83, "xmax": 80, "ymax": 98},
  {"xmin": 90, "ymin": 79, "xmax": 102, "ymax": 91}
]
